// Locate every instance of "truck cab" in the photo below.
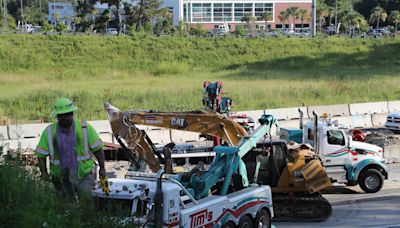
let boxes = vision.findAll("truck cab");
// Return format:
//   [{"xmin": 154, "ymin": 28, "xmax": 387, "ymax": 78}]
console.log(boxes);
[{"xmin": 302, "ymin": 117, "xmax": 388, "ymax": 193}]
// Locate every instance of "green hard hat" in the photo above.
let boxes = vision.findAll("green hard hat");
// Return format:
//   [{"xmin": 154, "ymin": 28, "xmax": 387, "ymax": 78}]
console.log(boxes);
[{"xmin": 53, "ymin": 98, "xmax": 78, "ymax": 116}]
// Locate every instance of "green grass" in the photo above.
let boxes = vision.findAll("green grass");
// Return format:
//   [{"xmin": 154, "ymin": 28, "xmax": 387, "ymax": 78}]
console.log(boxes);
[
  {"xmin": 0, "ymin": 35, "xmax": 400, "ymax": 121},
  {"xmin": 0, "ymin": 149, "xmax": 132, "ymax": 227}
]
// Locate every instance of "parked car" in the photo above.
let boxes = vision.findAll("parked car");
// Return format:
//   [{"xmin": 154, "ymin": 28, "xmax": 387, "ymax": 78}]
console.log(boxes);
[
  {"xmin": 106, "ymin": 28, "xmax": 118, "ymax": 36},
  {"xmin": 384, "ymin": 112, "xmax": 400, "ymax": 131},
  {"xmin": 369, "ymin": 28, "xmax": 391, "ymax": 36}
]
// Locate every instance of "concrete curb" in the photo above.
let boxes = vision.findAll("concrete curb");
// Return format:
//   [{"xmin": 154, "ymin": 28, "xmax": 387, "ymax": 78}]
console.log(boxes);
[{"xmin": 330, "ymin": 193, "xmax": 400, "ymax": 206}]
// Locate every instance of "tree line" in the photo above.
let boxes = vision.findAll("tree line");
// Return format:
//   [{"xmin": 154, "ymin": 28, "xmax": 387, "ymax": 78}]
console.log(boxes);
[
  {"xmin": 1, "ymin": 0, "xmax": 400, "ymax": 34},
  {"xmin": 0, "ymin": 0, "xmax": 176, "ymax": 34},
  {"xmin": 316, "ymin": 0, "xmax": 400, "ymax": 33}
]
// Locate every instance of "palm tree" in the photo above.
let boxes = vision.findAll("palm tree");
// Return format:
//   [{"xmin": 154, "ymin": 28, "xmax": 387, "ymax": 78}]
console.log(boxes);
[
  {"xmin": 53, "ymin": 12, "xmax": 60, "ymax": 26},
  {"xmin": 389, "ymin": 10, "xmax": 400, "ymax": 32},
  {"xmin": 344, "ymin": 11, "xmax": 367, "ymax": 34},
  {"xmin": 316, "ymin": 1, "xmax": 328, "ymax": 31},
  {"xmin": 241, "ymin": 13, "xmax": 256, "ymax": 36},
  {"xmin": 298, "ymin": 9, "xmax": 310, "ymax": 31},
  {"xmin": 287, "ymin": 6, "xmax": 299, "ymax": 31},
  {"xmin": 369, "ymin": 6, "xmax": 387, "ymax": 30},
  {"xmin": 261, "ymin": 11, "xmax": 273, "ymax": 31},
  {"xmin": 90, "ymin": 8, "xmax": 98, "ymax": 33},
  {"xmin": 279, "ymin": 10, "xmax": 289, "ymax": 29}
]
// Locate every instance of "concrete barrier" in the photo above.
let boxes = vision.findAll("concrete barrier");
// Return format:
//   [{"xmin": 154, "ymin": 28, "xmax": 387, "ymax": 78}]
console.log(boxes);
[
  {"xmin": 170, "ymin": 130, "xmax": 201, "ymax": 143},
  {"xmin": 264, "ymin": 107, "xmax": 307, "ymax": 120},
  {"xmin": 383, "ymin": 145, "xmax": 400, "ymax": 163},
  {"xmin": 351, "ymin": 115, "xmax": 373, "ymax": 128},
  {"xmin": 145, "ymin": 129, "xmax": 171, "ymax": 145},
  {"xmin": 308, "ymin": 104, "xmax": 350, "ymax": 117},
  {"xmin": 8, "ymin": 123, "xmax": 49, "ymax": 140},
  {"xmin": 279, "ymin": 119, "xmax": 303, "ymax": 129},
  {"xmin": 4, "ymin": 138, "xmax": 40, "ymax": 150},
  {"xmin": 331, "ymin": 116, "xmax": 355, "ymax": 128},
  {"xmin": 388, "ymin": 100, "xmax": 400, "ymax": 113},
  {"xmin": 0, "ymin": 126, "xmax": 8, "ymax": 140},
  {"xmin": 99, "ymin": 133, "xmax": 115, "ymax": 144},
  {"xmin": 349, "ymin": 102, "xmax": 388, "ymax": 115},
  {"xmin": 371, "ymin": 114, "xmax": 388, "ymax": 127},
  {"xmin": 88, "ymin": 120, "xmax": 112, "ymax": 134}
]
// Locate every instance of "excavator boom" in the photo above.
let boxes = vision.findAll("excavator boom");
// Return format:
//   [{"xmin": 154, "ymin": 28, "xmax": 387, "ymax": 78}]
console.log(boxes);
[
  {"xmin": 105, "ymin": 103, "xmax": 248, "ymax": 146},
  {"xmin": 104, "ymin": 102, "xmax": 248, "ymax": 173}
]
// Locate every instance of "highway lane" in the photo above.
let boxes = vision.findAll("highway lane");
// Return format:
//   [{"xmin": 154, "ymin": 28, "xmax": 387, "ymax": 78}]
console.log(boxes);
[
  {"xmin": 274, "ymin": 163, "xmax": 400, "ymax": 228},
  {"xmin": 274, "ymin": 197, "xmax": 400, "ymax": 228}
]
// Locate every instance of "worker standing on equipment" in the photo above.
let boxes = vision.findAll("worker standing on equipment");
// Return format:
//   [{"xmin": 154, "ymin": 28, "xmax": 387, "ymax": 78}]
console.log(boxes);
[{"xmin": 34, "ymin": 98, "xmax": 109, "ymax": 198}]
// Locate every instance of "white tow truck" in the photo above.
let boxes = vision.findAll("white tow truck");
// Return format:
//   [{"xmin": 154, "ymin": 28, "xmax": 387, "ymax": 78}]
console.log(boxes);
[
  {"xmin": 93, "ymin": 171, "xmax": 272, "ymax": 227},
  {"xmin": 92, "ymin": 103, "xmax": 276, "ymax": 227},
  {"xmin": 282, "ymin": 111, "xmax": 388, "ymax": 193}
]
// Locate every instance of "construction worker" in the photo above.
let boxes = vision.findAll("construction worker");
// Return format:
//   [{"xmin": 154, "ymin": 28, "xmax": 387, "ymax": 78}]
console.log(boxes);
[{"xmin": 35, "ymin": 98, "xmax": 107, "ymax": 197}]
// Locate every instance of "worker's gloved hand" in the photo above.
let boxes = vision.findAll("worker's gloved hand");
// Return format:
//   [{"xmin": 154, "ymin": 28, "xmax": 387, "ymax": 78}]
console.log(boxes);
[{"xmin": 99, "ymin": 175, "xmax": 110, "ymax": 195}]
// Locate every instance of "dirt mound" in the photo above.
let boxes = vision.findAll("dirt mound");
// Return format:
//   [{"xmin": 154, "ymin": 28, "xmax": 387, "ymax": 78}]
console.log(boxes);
[{"xmin": 365, "ymin": 132, "xmax": 400, "ymax": 147}]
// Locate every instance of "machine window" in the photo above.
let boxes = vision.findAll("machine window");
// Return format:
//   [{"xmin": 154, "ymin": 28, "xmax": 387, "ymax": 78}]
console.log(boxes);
[{"xmin": 327, "ymin": 130, "xmax": 345, "ymax": 145}]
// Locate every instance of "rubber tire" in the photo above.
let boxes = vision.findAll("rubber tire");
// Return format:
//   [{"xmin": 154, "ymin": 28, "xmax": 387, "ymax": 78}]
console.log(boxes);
[
  {"xmin": 359, "ymin": 169, "xmax": 384, "ymax": 193},
  {"xmin": 255, "ymin": 209, "xmax": 271, "ymax": 228},
  {"xmin": 238, "ymin": 215, "xmax": 253, "ymax": 228},
  {"xmin": 221, "ymin": 221, "xmax": 236, "ymax": 228}
]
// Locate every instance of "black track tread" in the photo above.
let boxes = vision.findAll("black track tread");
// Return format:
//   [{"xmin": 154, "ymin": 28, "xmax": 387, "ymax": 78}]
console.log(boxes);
[{"xmin": 272, "ymin": 193, "xmax": 332, "ymax": 222}]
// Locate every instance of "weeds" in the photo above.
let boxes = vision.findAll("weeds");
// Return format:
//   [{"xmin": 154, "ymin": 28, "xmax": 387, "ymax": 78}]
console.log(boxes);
[
  {"xmin": 0, "ymin": 35, "xmax": 399, "ymax": 121},
  {"xmin": 0, "ymin": 148, "xmax": 132, "ymax": 227}
]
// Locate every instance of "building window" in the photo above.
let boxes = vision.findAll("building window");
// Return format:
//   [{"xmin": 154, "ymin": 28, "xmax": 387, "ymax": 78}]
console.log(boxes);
[
  {"xmin": 192, "ymin": 3, "xmax": 211, "ymax": 22},
  {"xmin": 183, "ymin": 3, "xmax": 191, "ymax": 22},
  {"xmin": 254, "ymin": 3, "xmax": 273, "ymax": 21},
  {"xmin": 213, "ymin": 3, "xmax": 232, "ymax": 22},
  {"xmin": 234, "ymin": 3, "xmax": 253, "ymax": 22}
]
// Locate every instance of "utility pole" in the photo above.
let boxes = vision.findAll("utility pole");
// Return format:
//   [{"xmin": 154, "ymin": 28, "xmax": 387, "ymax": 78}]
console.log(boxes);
[
  {"xmin": 311, "ymin": 0, "xmax": 316, "ymax": 36},
  {"xmin": 20, "ymin": 0, "xmax": 23, "ymax": 24},
  {"xmin": 53, "ymin": 0, "xmax": 55, "ymax": 26},
  {"xmin": 2, "ymin": 0, "xmax": 7, "ymax": 30},
  {"xmin": 334, "ymin": 0, "xmax": 337, "ymax": 34}
]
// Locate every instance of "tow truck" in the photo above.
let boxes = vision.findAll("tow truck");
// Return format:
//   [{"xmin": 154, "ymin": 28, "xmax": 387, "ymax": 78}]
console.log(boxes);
[
  {"xmin": 282, "ymin": 110, "xmax": 388, "ymax": 193},
  {"xmin": 93, "ymin": 103, "xmax": 276, "ymax": 227}
]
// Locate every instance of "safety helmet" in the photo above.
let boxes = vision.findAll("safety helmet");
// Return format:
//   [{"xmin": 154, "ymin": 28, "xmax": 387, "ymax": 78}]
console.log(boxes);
[{"xmin": 52, "ymin": 98, "xmax": 78, "ymax": 116}]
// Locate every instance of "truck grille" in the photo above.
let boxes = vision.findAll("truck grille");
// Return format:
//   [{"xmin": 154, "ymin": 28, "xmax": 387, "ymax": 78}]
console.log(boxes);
[{"xmin": 387, "ymin": 117, "xmax": 400, "ymax": 123}]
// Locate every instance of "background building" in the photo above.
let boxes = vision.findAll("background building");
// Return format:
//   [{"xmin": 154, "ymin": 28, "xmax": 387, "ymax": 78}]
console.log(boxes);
[
  {"xmin": 47, "ymin": 2, "xmax": 75, "ymax": 28},
  {"xmin": 162, "ymin": 0, "xmax": 312, "ymax": 31}
]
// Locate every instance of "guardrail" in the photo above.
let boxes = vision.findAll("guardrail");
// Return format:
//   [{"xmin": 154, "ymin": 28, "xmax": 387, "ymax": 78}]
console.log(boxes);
[{"xmin": 1, "ymin": 100, "xmax": 399, "ymax": 151}]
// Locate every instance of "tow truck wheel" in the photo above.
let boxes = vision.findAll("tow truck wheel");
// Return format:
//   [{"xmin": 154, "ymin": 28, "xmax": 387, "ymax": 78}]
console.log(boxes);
[
  {"xmin": 221, "ymin": 221, "xmax": 236, "ymax": 228},
  {"xmin": 359, "ymin": 169, "xmax": 384, "ymax": 193},
  {"xmin": 238, "ymin": 215, "xmax": 253, "ymax": 228},
  {"xmin": 255, "ymin": 209, "xmax": 270, "ymax": 228}
]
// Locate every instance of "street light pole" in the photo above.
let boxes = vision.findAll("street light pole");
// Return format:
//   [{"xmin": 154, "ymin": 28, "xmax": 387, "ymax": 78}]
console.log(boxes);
[
  {"xmin": 20, "ymin": 0, "xmax": 23, "ymax": 23},
  {"xmin": 312, "ymin": 0, "xmax": 316, "ymax": 36},
  {"xmin": 334, "ymin": 0, "xmax": 337, "ymax": 34}
]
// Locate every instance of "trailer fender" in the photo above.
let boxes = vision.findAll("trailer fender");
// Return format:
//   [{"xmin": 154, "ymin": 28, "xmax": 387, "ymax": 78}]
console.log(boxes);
[{"xmin": 346, "ymin": 159, "xmax": 388, "ymax": 182}]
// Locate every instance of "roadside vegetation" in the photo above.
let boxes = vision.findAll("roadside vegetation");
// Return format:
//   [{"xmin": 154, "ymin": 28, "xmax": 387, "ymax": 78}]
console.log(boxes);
[
  {"xmin": 0, "ymin": 146, "xmax": 131, "ymax": 227},
  {"xmin": 0, "ymin": 35, "xmax": 400, "ymax": 122}
]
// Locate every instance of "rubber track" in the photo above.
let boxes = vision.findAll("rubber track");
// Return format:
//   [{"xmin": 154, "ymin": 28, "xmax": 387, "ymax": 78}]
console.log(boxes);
[{"xmin": 272, "ymin": 193, "xmax": 332, "ymax": 222}]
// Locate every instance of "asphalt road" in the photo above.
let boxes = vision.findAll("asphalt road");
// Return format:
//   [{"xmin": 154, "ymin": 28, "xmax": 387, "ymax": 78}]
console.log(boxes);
[
  {"xmin": 274, "ymin": 197, "xmax": 400, "ymax": 228},
  {"xmin": 274, "ymin": 163, "xmax": 400, "ymax": 228}
]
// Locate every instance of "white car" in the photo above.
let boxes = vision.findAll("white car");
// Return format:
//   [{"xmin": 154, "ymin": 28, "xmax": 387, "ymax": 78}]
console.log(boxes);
[
  {"xmin": 385, "ymin": 112, "xmax": 400, "ymax": 131},
  {"xmin": 106, "ymin": 28, "xmax": 118, "ymax": 35}
]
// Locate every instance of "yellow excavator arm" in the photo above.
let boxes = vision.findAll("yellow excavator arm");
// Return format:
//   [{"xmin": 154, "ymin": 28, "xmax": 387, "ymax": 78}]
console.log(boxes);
[{"xmin": 104, "ymin": 103, "xmax": 248, "ymax": 173}]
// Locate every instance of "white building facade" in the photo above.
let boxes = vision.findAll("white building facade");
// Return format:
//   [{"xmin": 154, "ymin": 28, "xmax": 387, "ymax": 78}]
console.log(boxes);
[
  {"xmin": 161, "ymin": 0, "xmax": 312, "ymax": 31},
  {"xmin": 47, "ymin": 2, "xmax": 75, "ymax": 27}
]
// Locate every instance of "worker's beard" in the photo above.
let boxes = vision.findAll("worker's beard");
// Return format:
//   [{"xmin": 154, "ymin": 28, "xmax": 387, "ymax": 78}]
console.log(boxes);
[{"xmin": 59, "ymin": 118, "xmax": 73, "ymax": 130}]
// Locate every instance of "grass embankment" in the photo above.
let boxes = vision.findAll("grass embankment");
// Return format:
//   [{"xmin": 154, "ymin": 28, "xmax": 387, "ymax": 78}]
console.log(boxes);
[{"xmin": 0, "ymin": 35, "xmax": 400, "ymax": 121}]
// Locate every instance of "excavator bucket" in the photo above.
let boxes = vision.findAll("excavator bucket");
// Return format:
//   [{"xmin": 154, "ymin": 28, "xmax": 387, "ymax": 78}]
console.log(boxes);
[{"xmin": 301, "ymin": 159, "xmax": 332, "ymax": 193}]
